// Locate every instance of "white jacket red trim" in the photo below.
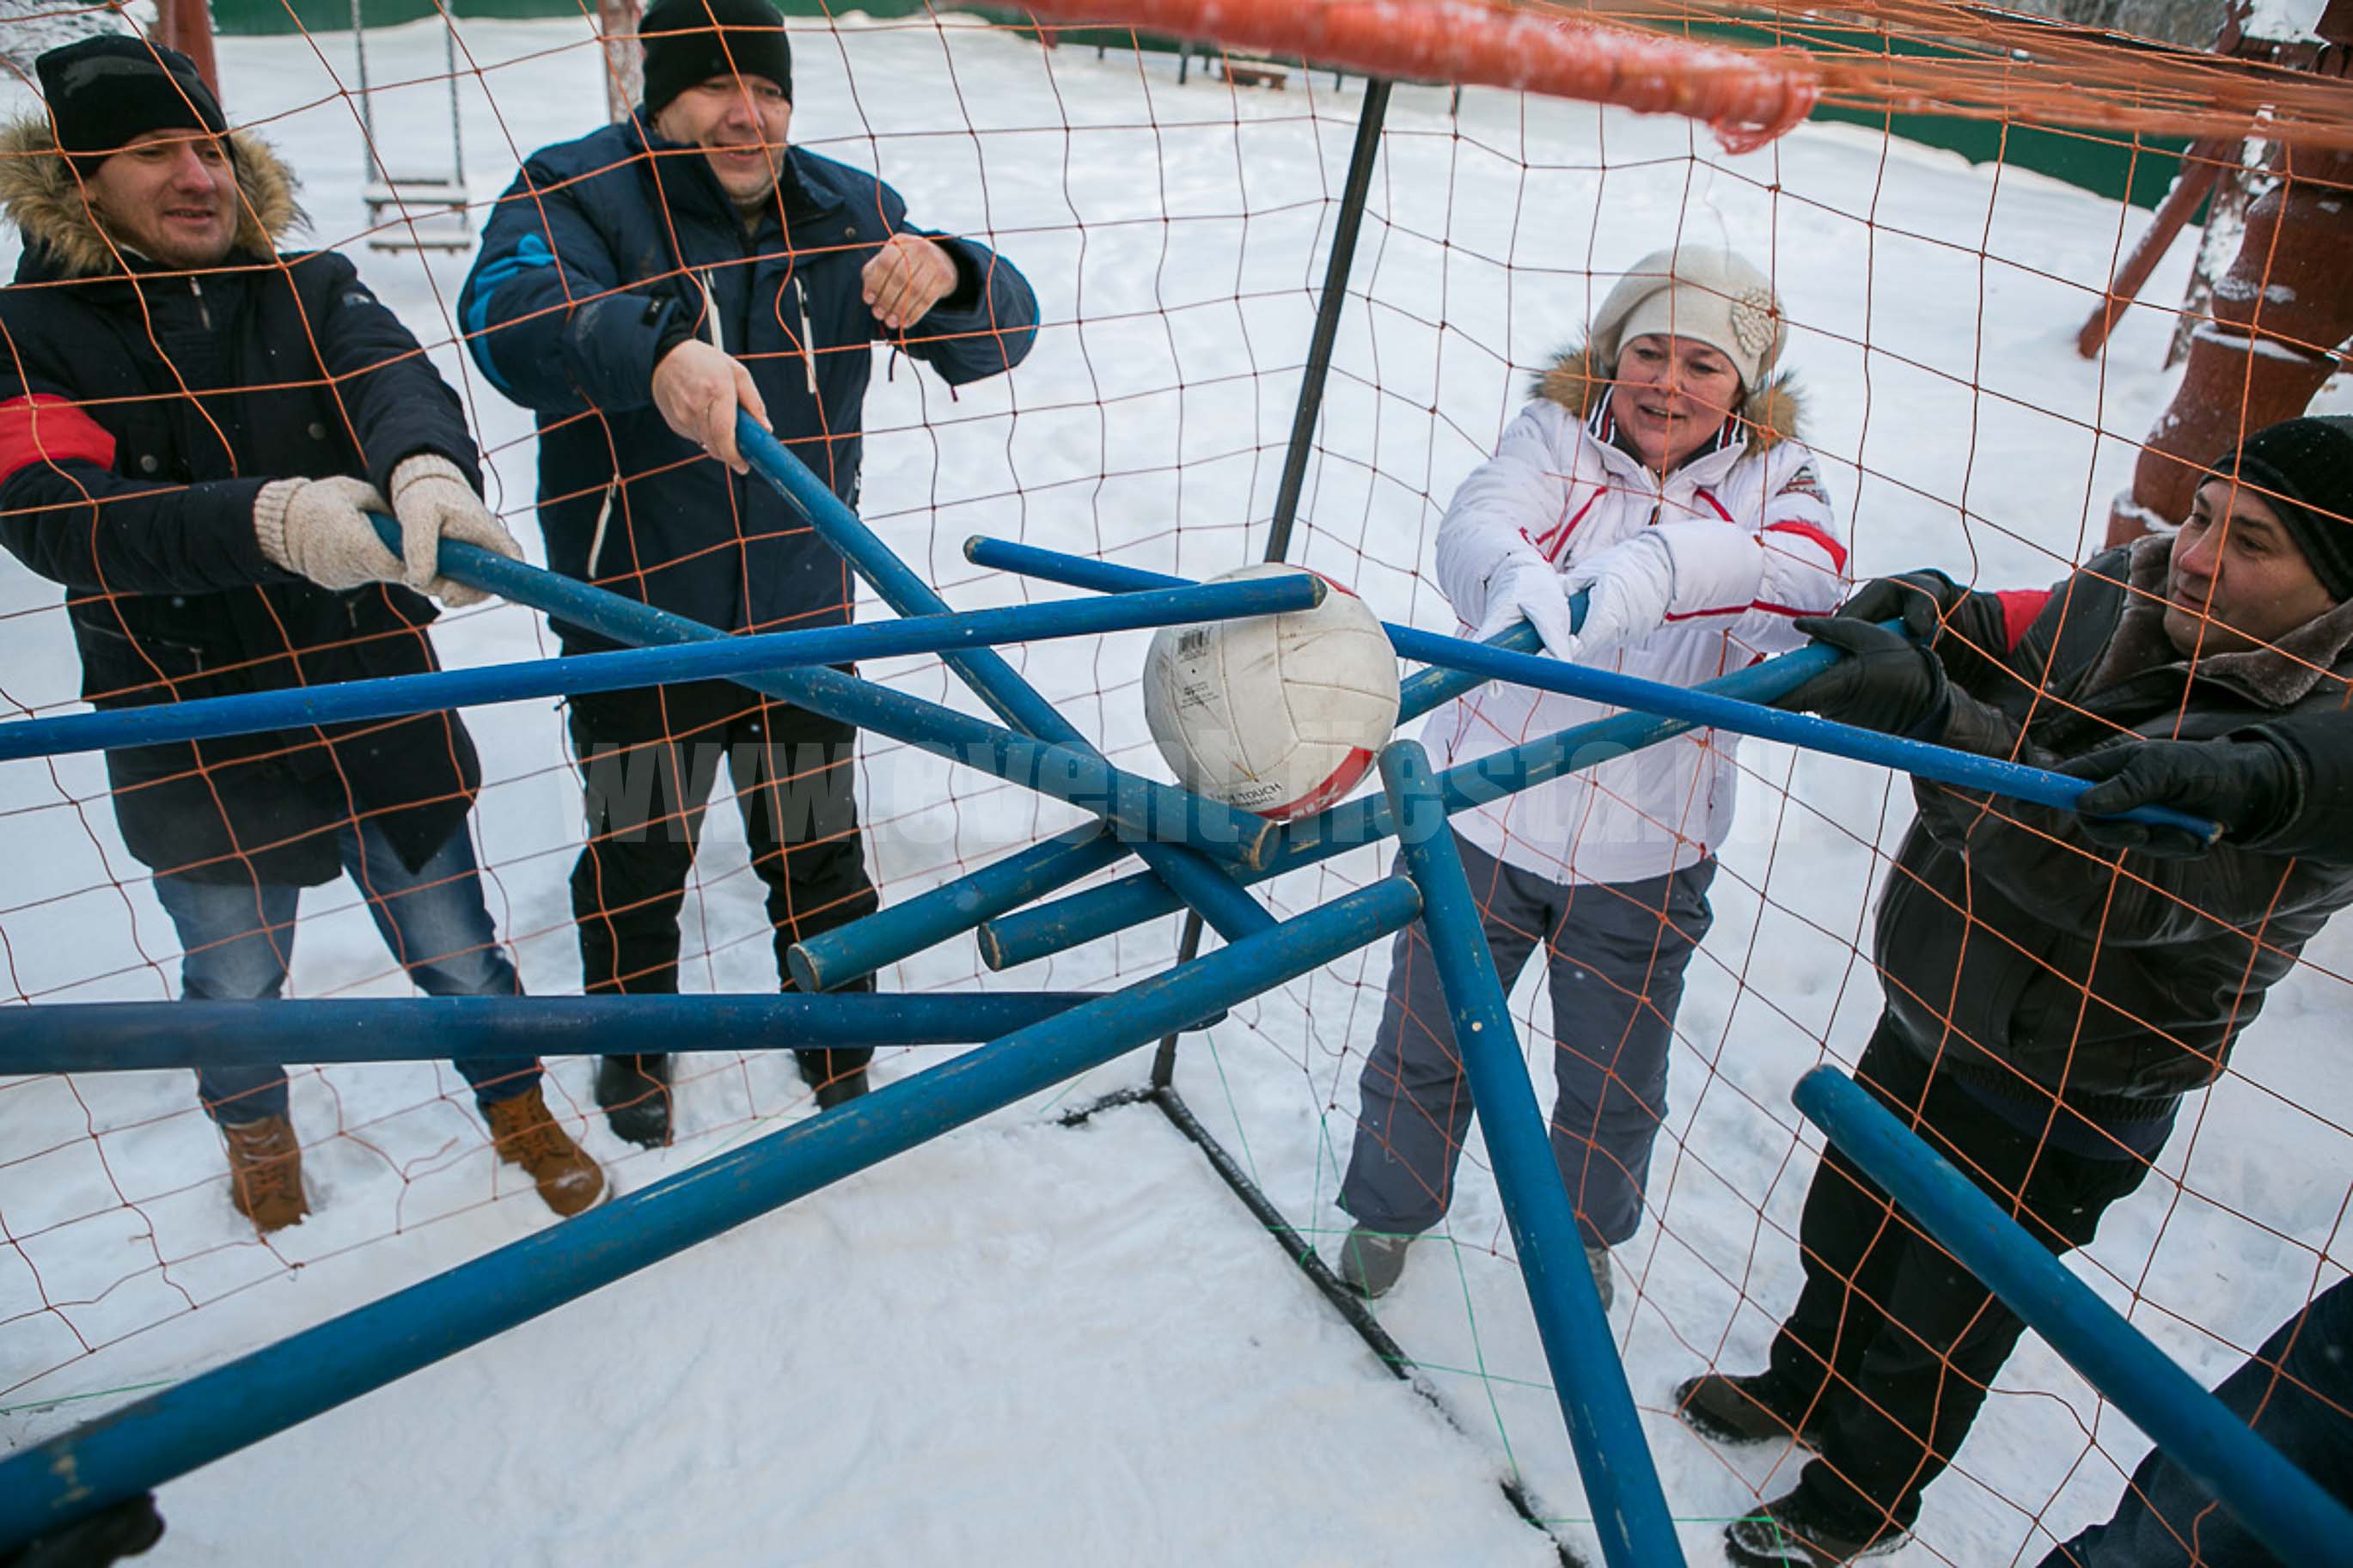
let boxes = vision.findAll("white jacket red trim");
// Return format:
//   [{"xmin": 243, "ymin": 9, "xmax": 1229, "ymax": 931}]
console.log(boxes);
[{"xmin": 1424, "ymin": 353, "xmax": 1848, "ymax": 887}]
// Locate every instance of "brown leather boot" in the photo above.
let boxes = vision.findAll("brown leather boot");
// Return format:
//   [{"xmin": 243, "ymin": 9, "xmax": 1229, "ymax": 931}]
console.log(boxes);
[
  {"xmin": 221, "ymin": 1114, "xmax": 309, "ymax": 1233},
  {"xmin": 483, "ymin": 1086, "xmax": 606, "ymax": 1217}
]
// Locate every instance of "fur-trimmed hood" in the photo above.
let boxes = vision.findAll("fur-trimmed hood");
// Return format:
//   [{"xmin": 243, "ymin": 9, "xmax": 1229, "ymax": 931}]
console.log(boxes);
[
  {"xmin": 0, "ymin": 115, "xmax": 303, "ymax": 279},
  {"xmin": 1531, "ymin": 342, "xmax": 1804, "ymax": 455}
]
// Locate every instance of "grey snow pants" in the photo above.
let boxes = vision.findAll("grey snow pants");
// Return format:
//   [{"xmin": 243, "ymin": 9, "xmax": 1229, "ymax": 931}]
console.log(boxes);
[{"xmin": 1340, "ymin": 833, "xmax": 1715, "ymax": 1249}]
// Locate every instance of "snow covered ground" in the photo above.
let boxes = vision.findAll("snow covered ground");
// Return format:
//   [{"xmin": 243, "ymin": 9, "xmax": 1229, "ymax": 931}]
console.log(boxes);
[{"xmin": 3, "ymin": 13, "xmax": 2350, "ymax": 1565}]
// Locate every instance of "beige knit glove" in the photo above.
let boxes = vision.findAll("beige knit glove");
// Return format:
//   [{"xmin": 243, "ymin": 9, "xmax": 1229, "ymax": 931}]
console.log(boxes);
[
  {"xmin": 253, "ymin": 475, "xmax": 404, "ymax": 591},
  {"xmin": 388, "ymin": 454, "xmax": 524, "ymax": 609}
]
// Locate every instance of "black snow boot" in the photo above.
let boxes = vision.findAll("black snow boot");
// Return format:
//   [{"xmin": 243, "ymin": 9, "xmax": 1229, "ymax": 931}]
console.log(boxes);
[
  {"xmin": 798, "ymin": 1049, "xmax": 871, "ymax": 1110},
  {"xmin": 1674, "ymin": 1370, "xmax": 1834, "ymax": 1450},
  {"xmin": 596, "ymin": 1053, "xmax": 673, "ymax": 1148},
  {"xmin": 1723, "ymin": 1487, "xmax": 1908, "ymax": 1566}
]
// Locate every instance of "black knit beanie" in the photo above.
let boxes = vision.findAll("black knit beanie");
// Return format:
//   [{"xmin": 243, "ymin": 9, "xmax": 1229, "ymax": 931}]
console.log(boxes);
[
  {"xmin": 641, "ymin": 0, "xmax": 793, "ymax": 119},
  {"xmin": 2214, "ymin": 416, "xmax": 2353, "ymax": 603},
  {"xmin": 35, "ymin": 37, "xmax": 229, "ymax": 178}
]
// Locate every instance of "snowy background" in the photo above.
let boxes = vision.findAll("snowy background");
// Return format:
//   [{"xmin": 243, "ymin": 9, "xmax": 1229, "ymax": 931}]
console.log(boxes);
[{"xmin": 3, "ymin": 12, "xmax": 2350, "ymax": 1565}]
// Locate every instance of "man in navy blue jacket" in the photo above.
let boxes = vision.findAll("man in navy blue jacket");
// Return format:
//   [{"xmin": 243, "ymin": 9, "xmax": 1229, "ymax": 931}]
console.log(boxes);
[{"xmin": 460, "ymin": 0, "xmax": 1038, "ymax": 1144}]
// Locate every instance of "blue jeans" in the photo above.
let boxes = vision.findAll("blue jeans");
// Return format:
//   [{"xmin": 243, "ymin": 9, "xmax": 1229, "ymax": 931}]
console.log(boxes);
[
  {"xmin": 2041, "ymin": 1275, "xmax": 2353, "ymax": 1568},
  {"xmin": 153, "ymin": 822, "xmax": 539, "ymax": 1125}
]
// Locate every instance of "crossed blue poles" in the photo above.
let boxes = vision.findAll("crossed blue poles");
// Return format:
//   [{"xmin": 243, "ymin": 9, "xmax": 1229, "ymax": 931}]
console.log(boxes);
[
  {"xmin": 1379, "ymin": 741, "xmax": 1684, "ymax": 1568},
  {"xmin": 780, "ymin": 607, "xmax": 1559, "ymax": 991},
  {"xmin": 1794, "ymin": 1067, "xmax": 2353, "ymax": 1565},
  {"xmin": 0, "ymin": 573, "xmax": 1321, "ymax": 764},
  {"xmin": 0, "ymin": 878, "xmax": 1421, "ymax": 1549},
  {"xmin": 936, "ymin": 536, "xmax": 2215, "ymax": 973},
  {"xmin": 961, "ymin": 536, "xmax": 2218, "ymax": 844},
  {"xmin": 974, "ymin": 623, "xmax": 1839, "ymax": 973},
  {"xmin": 733, "ymin": 415, "xmax": 1279, "ymax": 943},
  {"xmin": 341, "ymin": 512, "xmax": 1280, "ymax": 868}
]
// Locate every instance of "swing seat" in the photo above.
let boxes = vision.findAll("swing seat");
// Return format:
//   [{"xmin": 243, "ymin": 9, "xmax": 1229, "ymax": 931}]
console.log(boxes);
[{"xmin": 364, "ymin": 178, "xmax": 474, "ymax": 252}]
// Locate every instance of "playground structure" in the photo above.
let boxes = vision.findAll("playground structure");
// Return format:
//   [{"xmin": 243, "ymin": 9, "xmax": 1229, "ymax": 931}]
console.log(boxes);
[{"xmin": 3, "ymin": 0, "xmax": 2352, "ymax": 1562}]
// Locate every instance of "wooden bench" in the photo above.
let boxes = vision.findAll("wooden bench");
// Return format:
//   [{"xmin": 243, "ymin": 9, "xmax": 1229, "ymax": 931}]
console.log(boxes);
[{"xmin": 1219, "ymin": 58, "xmax": 1290, "ymax": 89}]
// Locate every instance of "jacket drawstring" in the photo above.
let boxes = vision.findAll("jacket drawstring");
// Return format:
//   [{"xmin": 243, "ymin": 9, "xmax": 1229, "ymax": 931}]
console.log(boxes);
[{"xmin": 792, "ymin": 276, "xmax": 817, "ymax": 395}]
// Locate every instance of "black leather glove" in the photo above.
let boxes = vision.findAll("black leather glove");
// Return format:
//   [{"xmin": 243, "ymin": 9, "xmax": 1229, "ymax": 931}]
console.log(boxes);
[
  {"xmin": 1777, "ymin": 617, "xmax": 1953, "ymax": 738},
  {"xmin": 1835, "ymin": 570, "xmax": 1967, "ymax": 639},
  {"xmin": 0, "ymin": 1496, "xmax": 163, "ymax": 1568},
  {"xmin": 2063, "ymin": 735, "xmax": 2298, "ymax": 857}
]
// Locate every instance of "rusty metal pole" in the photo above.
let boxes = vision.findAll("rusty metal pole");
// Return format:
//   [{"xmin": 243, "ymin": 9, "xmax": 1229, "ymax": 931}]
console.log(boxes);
[
  {"xmin": 2104, "ymin": 0, "xmax": 2353, "ymax": 546},
  {"xmin": 2105, "ymin": 142, "xmax": 2353, "ymax": 544},
  {"xmin": 599, "ymin": 0, "xmax": 645, "ymax": 124},
  {"xmin": 150, "ymin": 0, "xmax": 220, "ymax": 94},
  {"xmin": 2075, "ymin": 137, "xmax": 2229, "ymax": 361}
]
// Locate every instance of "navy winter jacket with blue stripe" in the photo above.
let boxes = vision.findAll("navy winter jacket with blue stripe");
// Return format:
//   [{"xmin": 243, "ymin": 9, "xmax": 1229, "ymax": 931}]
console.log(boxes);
[{"xmin": 459, "ymin": 118, "xmax": 1038, "ymax": 648}]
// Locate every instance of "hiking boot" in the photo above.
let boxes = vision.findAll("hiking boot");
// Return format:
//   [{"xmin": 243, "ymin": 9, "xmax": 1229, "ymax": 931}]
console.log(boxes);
[
  {"xmin": 221, "ymin": 1113, "xmax": 309, "ymax": 1233},
  {"xmin": 484, "ymin": 1087, "xmax": 607, "ymax": 1217},
  {"xmin": 1724, "ymin": 1487, "xmax": 1908, "ymax": 1566},
  {"xmin": 1586, "ymin": 1242, "xmax": 1615, "ymax": 1312},
  {"xmin": 595, "ymin": 1052, "xmax": 672, "ymax": 1148},
  {"xmin": 1675, "ymin": 1370, "xmax": 1833, "ymax": 1449},
  {"xmin": 797, "ymin": 1049, "xmax": 869, "ymax": 1111},
  {"xmin": 1337, "ymin": 1226, "xmax": 1414, "ymax": 1298}
]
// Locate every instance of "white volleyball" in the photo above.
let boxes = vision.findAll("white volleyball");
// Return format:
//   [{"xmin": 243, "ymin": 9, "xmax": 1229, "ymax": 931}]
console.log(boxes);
[{"xmin": 1142, "ymin": 564, "xmax": 1402, "ymax": 821}]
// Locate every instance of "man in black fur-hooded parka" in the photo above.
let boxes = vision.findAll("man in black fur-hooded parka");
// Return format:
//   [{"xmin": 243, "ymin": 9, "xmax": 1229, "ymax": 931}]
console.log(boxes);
[
  {"xmin": 1335, "ymin": 246, "xmax": 1849, "ymax": 1306},
  {"xmin": 0, "ymin": 36, "xmax": 602, "ymax": 1230}
]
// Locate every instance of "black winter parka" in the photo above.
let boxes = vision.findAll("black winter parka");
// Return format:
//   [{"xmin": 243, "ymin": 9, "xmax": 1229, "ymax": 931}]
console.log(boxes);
[
  {"xmin": 1878, "ymin": 538, "xmax": 2353, "ymax": 1124},
  {"xmin": 0, "ymin": 124, "xmax": 483, "ymax": 885}
]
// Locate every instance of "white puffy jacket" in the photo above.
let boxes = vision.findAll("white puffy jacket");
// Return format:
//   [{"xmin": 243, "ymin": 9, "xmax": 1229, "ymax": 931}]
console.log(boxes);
[{"xmin": 1425, "ymin": 351, "xmax": 1848, "ymax": 887}]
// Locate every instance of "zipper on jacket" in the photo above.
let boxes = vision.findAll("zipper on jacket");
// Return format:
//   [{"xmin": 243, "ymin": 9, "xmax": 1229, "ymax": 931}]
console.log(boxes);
[
  {"xmin": 792, "ymin": 276, "xmax": 818, "ymax": 395},
  {"xmin": 189, "ymin": 275, "xmax": 212, "ymax": 332},
  {"xmin": 585, "ymin": 479, "xmax": 616, "ymax": 577}
]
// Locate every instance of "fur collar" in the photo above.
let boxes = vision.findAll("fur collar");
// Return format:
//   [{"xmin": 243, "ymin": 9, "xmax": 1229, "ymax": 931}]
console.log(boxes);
[
  {"xmin": 2093, "ymin": 534, "xmax": 2353, "ymax": 709},
  {"xmin": 1531, "ymin": 341, "xmax": 1804, "ymax": 455},
  {"xmin": 0, "ymin": 116, "xmax": 303, "ymax": 279}
]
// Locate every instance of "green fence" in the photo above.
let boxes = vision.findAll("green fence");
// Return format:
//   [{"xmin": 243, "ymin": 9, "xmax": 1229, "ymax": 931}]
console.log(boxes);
[{"xmin": 210, "ymin": 0, "xmax": 2186, "ymax": 208}]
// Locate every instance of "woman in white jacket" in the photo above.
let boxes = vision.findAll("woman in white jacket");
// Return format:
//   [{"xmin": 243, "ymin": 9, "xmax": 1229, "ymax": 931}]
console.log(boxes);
[{"xmin": 1338, "ymin": 246, "xmax": 1848, "ymax": 1305}]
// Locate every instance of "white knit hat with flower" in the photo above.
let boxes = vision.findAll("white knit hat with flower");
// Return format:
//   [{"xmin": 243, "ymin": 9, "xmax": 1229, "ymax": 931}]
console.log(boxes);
[{"xmin": 1588, "ymin": 246, "xmax": 1786, "ymax": 392}]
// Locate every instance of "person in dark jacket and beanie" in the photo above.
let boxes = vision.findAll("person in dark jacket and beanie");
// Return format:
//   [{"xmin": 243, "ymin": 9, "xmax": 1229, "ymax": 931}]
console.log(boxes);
[
  {"xmin": 459, "ymin": 0, "xmax": 1037, "ymax": 1146},
  {"xmin": 0, "ymin": 37, "xmax": 604, "ymax": 1232},
  {"xmin": 1672, "ymin": 415, "xmax": 2353, "ymax": 1567},
  {"xmin": 2047, "ymin": 707, "xmax": 2353, "ymax": 1568}
]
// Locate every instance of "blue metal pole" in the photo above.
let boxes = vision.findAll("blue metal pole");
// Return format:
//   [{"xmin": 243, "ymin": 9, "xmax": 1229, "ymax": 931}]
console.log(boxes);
[
  {"xmin": 1380, "ymin": 741, "xmax": 1685, "ymax": 1568},
  {"xmin": 978, "ymin": 634, "xmax": 1843, "ymax": 972},
  {"xmin": 0, "ymin": 876, "xmax": 1419, "ymax": 1550},
  {"xmin": 963, "ymin": 534, "xmax": 2218, "ymax": 845},
  {"xmin": 734, "ymin": 418, "xmax": 1277, "ymax": 943},
  {"xmin": 0, "ymin": 992, "xmax": 1135, "ymax": 1077},
  {"xmin": 785, "ymin": 824, "xmax": 1127, "ymax": 991},
  {"xmin": 358, "ymin": 522, "xmax": 1275, "ymax": 869},
  {"xmin": 961, "ymin": 534, "xmax": 1568, "ymax": 723},
  {"xmin": 1793, "ymin": 1065, "xmax": 2353, "ymax": 1565},
  {"xmin": 0, "ymin": 577, "xmax": 1321, "ymax": 765},
  {"xmin": 1398, "ymin": 621, "xmax": 2220, "ymax": 845}
]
